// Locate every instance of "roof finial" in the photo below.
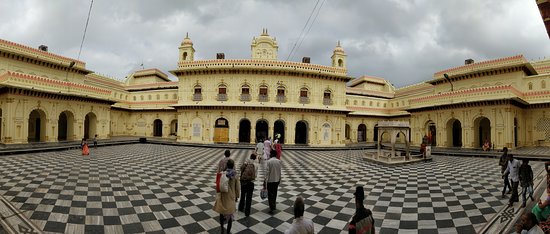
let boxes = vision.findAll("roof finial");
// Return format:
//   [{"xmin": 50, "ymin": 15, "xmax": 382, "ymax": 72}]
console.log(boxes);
[
  {"xmin": 185, "ymin": 32, "xmax": 189, "ymax": 39},
  {"xmin": 337, "ymin": 40, "xmax": 341, "ymax": 47}
]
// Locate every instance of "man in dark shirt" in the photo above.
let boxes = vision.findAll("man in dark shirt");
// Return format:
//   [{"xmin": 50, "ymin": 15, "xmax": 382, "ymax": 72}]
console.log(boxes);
[{"xmin": 348, "ymin": 186, "xmax": 375, "ymax": 234}]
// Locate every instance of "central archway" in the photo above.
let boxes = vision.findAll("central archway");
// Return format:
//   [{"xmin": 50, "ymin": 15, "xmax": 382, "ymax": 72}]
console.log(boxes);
[
  {"xmin": 357, "ymin": 124, "xmax": 367, "ymax": 142},
  {"xmin": 239, "ymin": 119, "xmax": 251, "ymax": 143},
  {"xmin": 153, "ymin": 119, "xmax": 163, "ymax": 137},
  {"xmin": 475, "ymin": 117, "xmax": 491, "ymax": 148},
  {"xmin": 295, "ymin": 121, "xmax": 308, "ymax": 144},
  {"xmin": 28, "ymin": 109, "xmax": 47, "ymax": 142},
  {"xmin": 58, "ymin": 111, "xmax": 75, "ymax": 141},
  {"xmin": 274, "ymin": 120, "xmax": 285, "ymax": 144},
  {"xmin": 255, "ymin": 120, "xmax": 268, "ymax": 142},
  {"xmin": 84, "ymin": 112, "xmax": 97, "ymax": 140},
  {"xmin": 373, "ymin": 124, "xmax": 379, "ymax": 142},
  {"xmin": 345, "ymin": 124, "xmax": 351, "ymax": 140}
]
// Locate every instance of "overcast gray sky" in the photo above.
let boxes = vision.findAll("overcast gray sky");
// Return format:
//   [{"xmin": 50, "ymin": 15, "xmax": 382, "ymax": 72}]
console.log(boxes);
[{"xmin": 0, "ymin": 0, "xmax": 548, "ymax": 87}]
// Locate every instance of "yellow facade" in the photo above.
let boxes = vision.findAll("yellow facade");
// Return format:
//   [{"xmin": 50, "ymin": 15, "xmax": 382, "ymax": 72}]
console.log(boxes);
[{"xmin": 0, "ymin": 32, "xmax": 548, "ymax": 148}]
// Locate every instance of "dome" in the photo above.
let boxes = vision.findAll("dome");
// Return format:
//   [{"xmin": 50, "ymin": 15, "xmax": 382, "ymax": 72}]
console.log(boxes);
[
  {"xmin": 181, "ymin": 33, "xmax": 193, "ymax": 46},
  {"xmin": 333, "ymin": 41, "xmax": 345, "ymax": 53}
]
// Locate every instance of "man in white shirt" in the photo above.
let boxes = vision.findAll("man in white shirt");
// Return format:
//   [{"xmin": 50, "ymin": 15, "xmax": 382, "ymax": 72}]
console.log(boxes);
[
  {"xmin": 515, "ymin": 212, "xmax": 544, "ymax": 234},
  {"xmin": 504, "ymin": 153, "xmax": 521, "ymax": 206},
  {"xmin": 285, "ymin": 197, "xmax": 314, "ymax": 234},
  {"xmin": 265, "ymin": 149, "xmax": 282, "ymax": 213},
  {"xmin": 256, "ymin": 138, "xmax": 265, "ymax": 171}
]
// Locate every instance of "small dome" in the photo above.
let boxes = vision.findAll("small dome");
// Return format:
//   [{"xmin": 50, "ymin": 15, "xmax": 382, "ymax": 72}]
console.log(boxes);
[
  {"xmin": 333, "ymin": 41, "xmax": 345, "ymax": 53},
  {"xmin": 181, "ymin": 33, "xmax": 193, "ymax": 46}
]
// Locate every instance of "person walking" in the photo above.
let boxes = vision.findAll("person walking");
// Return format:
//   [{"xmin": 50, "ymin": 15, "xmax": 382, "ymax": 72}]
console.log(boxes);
[
  {"xmin": 504, "ymin": 153, "xmax": 521, "ymax": 206},
  {"xmin": 520, "ymin": 158, "xmax": 535, "ymax": 208},
  {"xmin": 500, "ymin": 147, "xmax": 511, "ymax": 198},
  {"xmin": 265, "ymin": 149, "xmax": 282, "ymax": 213},
  {"xmin": 238, "ymin": 153, "xmax": 258, "ymax": 216},
  {"xmin": 285, "ymin": 196, "xmax": 314, "ymax": 234},
  {"xmin": 213, "ymin": 159, "xmax": 240, "ymax": 234},
  {"xmin": 256, "ymin": 138, "xmax": 265, "ymax": 171},
  {"xmin": 217, "ymin": 150, "xmax": 231, "ymax": 173},
  {"xmin": 263, "ymin": 137, "xmax": 272, "ymax": 161},
  {"xmin": 274, "ymin": 137, "xmax": 282, "ymax": 160},
  {"xmin": 93, "ymin": 134, "xmax": 98, "ymax": 148},
  {"xmin": 348, "ymin": 186, "xmax": 375, "ymax": 234}
]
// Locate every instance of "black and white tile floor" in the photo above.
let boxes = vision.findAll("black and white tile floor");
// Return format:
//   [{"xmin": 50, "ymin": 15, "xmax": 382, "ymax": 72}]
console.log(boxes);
[{"xmin": 0, "ymin": 144, "xmax": 542, "ymax": 233}]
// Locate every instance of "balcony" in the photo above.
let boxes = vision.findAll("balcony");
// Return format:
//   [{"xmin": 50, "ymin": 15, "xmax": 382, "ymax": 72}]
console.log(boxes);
[
  {"xmin": 240, "ymin": 94, "xmax": 251, "ymax": 102},
  {"xmin": 276, "ymin": 95, "xmax": 286, "ymax": 103},
  {"xmin": 217, "ymin": 93, "xmax": 228, "ymax": 101},
  {"xmin": 299, "ymin": 96, "xmax": 309, "ymax": 104},
  {"xmin": 323, "ymin": 98, "xmax": 333, "ymax": 105},
  {"xmin": 258, "ymin": 94, "xmax": 269, "ymax": 102},
  {"xmin": 193, "ymin": 94, "xmax": 202, "ymax": 101}
]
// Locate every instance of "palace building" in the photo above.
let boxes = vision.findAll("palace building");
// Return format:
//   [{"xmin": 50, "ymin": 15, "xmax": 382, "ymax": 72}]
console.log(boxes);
[{"xmin": 0, "ymin": 30, "xmax": 549, "ymax": 149}]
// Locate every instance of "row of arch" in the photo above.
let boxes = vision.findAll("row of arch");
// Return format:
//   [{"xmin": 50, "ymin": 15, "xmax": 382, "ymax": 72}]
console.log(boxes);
[
  {"xmin": 29, "ymin": 109, "xmax": 97, "ymax": 142},
  {"xmin": 214, "ymin": 118, "xmax": 310, "ymax": 144},
  {"xmin": 193, "ymin": 84, "xmax": 332, "ymax": 99},
  {"xmin": 422, "ymin": 116, "xmax": 518, "ymax": 148}
]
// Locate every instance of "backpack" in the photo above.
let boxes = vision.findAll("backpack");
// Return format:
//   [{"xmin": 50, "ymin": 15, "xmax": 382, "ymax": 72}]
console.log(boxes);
[
  {"xmin": 240, "ymin": 162, "xmax": 256, "ymax": 181},
  {"xmin": 216, "ymin": 171, "xmax": 229, "ymax": 193}
]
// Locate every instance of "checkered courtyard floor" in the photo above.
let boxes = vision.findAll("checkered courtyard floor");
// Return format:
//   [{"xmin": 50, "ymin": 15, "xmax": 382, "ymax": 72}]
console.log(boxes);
[{"xmin": 0, "ymin": 144, "xmax": 542, "ymax": 233}]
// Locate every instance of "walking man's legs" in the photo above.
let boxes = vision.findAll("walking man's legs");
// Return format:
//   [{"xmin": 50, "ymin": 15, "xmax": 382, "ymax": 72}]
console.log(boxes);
[
  {"xmin": 267, "ymin": 182, "xmax": 279, "ymax": 211},
  {"xmin": 522, "ymin": 185, "xmax": 528, "ymax": 207},
  {"xmin": 244, "ymin": 182, "xmax": 254, "ymax": 216},
  {"xmin": 502, "ymin": 174, "xmax": 510, "ymax": 198},
  {"xmin": 510, "ymin": 181, "xmax": 519, "ymax": 205}
]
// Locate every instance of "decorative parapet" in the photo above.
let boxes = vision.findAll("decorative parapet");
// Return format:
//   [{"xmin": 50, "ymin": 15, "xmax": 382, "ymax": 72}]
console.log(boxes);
[
  {"xmin": 432, "ymin": 55, "xmax": 530, "ymax": 79},
  {"xmin": 125, "ymin": 82, "xmax": 178, "ymax": 91},
  {"xmin": 0, "ymin": 38, "xmax": 85, "ymax": 69},
  {"xmin": 176, "ymin": 59, "xmax": 348, "ymax": 77},
  {"xmin": 378, "ymin": 121, "xmax": 410, "ymax": 127},
  {"xmin": 346, "ymin": 87, "xmax": 395, "ymax": 98},
  {"xmin": 0, "ymin": 71, "xmax": 111, "ymax": 98},
  {"xmin": 533, "ymin": 65, "xmax": 550, "ymax": 74},
  {"xmin": 409, "ymin": 85, "xmax": 524, "ymax": 108}
]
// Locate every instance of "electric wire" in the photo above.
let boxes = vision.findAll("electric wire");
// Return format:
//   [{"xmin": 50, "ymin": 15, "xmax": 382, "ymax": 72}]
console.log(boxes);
[
  {"xmin": 286, "ymin": 0, "xmax": 321, "ymax": 61},
  {"xmin": 78, "ymin": 0, "xmax": 94, "ymax": 60},
  {"xmin": 295, "ymin": 0, "xmax": 325, "ymax": 58}
]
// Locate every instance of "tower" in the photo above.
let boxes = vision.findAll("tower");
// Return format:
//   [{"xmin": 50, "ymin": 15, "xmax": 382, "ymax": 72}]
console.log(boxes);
[
  {"xmin": 331, "ymin": 41, "xmax": 347, "ymax": 69},
  {"xmin": 251, "ymin": 28, "xmax": 278, "ymax": 60},
  {"xmin": 179, "ymin": 32, "xmax": 195, "ymax": 63}
]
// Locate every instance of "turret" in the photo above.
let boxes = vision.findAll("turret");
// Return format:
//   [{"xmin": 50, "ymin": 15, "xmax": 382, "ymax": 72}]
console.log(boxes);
[
  {"xmin": 179, "ymin": 32, "xmax": 195, "ymax": 63},
  {"xmin": 331, "ymin": 41, "xmax": 347, "ymax": 68}
]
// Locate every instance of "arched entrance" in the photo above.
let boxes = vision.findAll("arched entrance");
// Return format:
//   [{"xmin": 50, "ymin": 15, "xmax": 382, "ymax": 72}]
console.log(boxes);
[
  {"xmin": 446, "ymin": 119, "xmax": 462, "ymax": 147},
  {"xmin": 514, "ymin": 118, "xmax": 518, "ymax": 147},
  {"xmin": 239, "ymin": 119, "xmax": 251, "ymax": 143},
  {"xmin": 214, "ymin": 117, "xmax": 229, "ymax": 143},
  {"xmin": 474, "ymin": 117, "xmax": 491, "ymax": 148},
  {"xmin": 28, "ymin": 109, "xmax": 47, "ymax": 142},
  {"xmin": 255, "ymin": 120, "xmax": 268, "ymax": 142},
  {"xmin": 153, "ymin": 119, "xmax": 163, "ymax": 137},
  {"xmin": 58, "ymin": 111, "xmax": 74, "ymax": 141},
  {"xmin": 170, "ymin": 119, "xmax": 178, "ymax": 136},
  {"xmin": 84, "ymin": 112, "xmax": 97, "ymax": 140},
  {"xmin": 345, "ymin": 124, "xmax": 351, "ymax": 140},
  {"xmin": 357, "ymin": 124, "xmax": 367, "ymax": 142},
  {"xmin": 274, "ymin": 120, "xmax": 285, "ymax": 144},
  {"xmin": 295, "ymin": 121, "xmax": 308, "ymax": 144},
  {"xmin": 426, "ymin": 121, "xmax": 437, "ymax": 146}
]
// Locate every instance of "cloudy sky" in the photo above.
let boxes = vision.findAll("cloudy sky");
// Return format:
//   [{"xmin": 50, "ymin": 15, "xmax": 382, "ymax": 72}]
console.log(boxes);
[{"xmin": 0, "ymin": 0, "xmax": 547, "ymax": 87}]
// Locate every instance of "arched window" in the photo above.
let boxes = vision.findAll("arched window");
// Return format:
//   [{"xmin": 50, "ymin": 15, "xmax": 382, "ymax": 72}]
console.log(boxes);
[
  {"xmin": 156, "ymin": 94, "xmax": 160, "ymax": 100},
  {"xmin": 323, "ymin": 90, "xmax": 332, "ymax": 105},
  {"xmin": 528, "ymin": 82, "xmax": 533, "ymax": 90},
  {"xmin": 259, "ymin": 85, "xmax": 268, "ymax": 102},
  {"xmin": 338, "ymin": 59, "xmax": 343, "ymax": 67},
  {"xmin": 345, "ymin": 99, "xmax": 349, "ymax": 105},
  {"xmin": 133, "ymin": 96, "xmax": 136, "ymax": 101},
  {"xmin": 148, "ymin": 95, "xmax": 152, "ymax": 100},
  {"xmin": 217, "ymin": 84, "xmax": 227, "ymax": 101},
  {"xmin": 164, "ymin": 94, "xmax": 168, "ymax": 99},
  {"xmin": 354, "ymin": 100, "xmax": 357, "ymax": 105},
  {"xmin": 183, "ymin": 52, "xmax": 188, "ymax": 60},
  {"xmin": 173, "ymin": 94, "xmax": 177, "ymax": 99},
  {"xmin": 276, "ymin": 86, "xmax": 286, "ymax": 103},
  {"xmin": 193, "ymin": 85, "xmax": 202, "ymax": 101},
  {"xmin": 240, "ymin": 84, "xmax": 251, "ymax": 101},
  {"xmin": 362, "ymin": 101, "xmax": 365, "ymax": 106},
  {"xmin": 140, "ymin": 95, "xmax": 144, "ymax": 101},
  {"xmin": 542, "ymin": 80, "xmax": 546, "ymax": 89}
]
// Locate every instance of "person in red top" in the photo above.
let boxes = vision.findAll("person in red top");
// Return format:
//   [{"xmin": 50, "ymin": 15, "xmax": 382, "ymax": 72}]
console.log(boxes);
[{"xmin": 274, "ymin": 137, "xmax": 282, "ymax": 160}]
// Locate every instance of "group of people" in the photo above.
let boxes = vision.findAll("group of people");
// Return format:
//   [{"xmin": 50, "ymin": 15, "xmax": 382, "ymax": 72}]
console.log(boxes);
[
  {"xmin": 213, "ymin": 146, "xmax": 375, "ymax": 233},
  {"xmin": 500, "ymin": 147, "xmax": 534, "ymax": 208},
  {"xmin": 80, "ymin": 134, "xmax": 98, "ymax": 156}
]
